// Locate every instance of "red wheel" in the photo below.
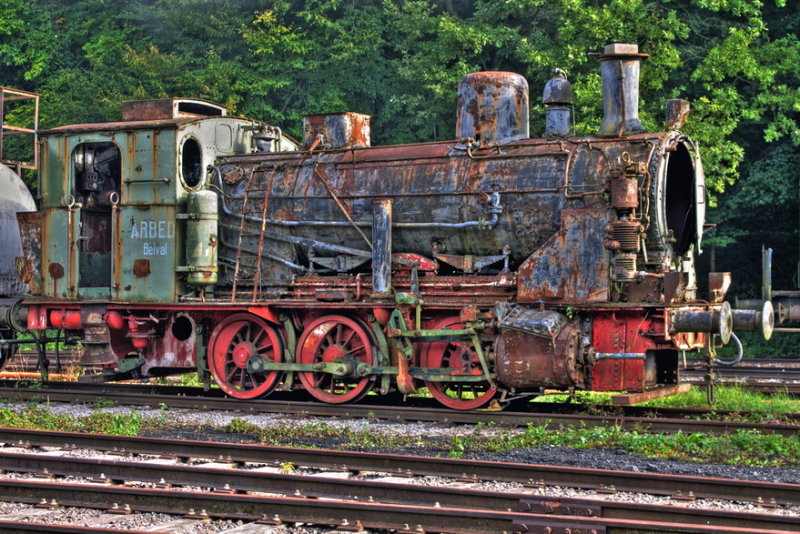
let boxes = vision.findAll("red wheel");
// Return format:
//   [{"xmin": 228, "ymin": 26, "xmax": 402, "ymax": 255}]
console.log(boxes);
[
  {"xmin": 208, "ymin": 314, "xmax": 283, "ymax": 399},
  {"xmin": 421, "ymin": 317, "xmax": 497, "ymax": 410},
  {"xmin": 297, "ymin": 315, "xmax": 375, "ymax": 403}
]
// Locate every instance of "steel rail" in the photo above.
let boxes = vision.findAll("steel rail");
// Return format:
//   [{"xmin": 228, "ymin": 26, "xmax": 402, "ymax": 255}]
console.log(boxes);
[
  {"xmin": 2, "ymin": 428, "xmax": 800, "ymax": 507},
  {"xmin": 684, "ymin": 367, "xmax": 800, "ymax": 378},
  {"xmin": 0, "ymin": 451, "xmax": 796, "ymax": 532},
  {"xmin": 0, "ymin": 523, "xmax": 151, "ymax": 533},
  {"xmin": 0, "ymin": 478, "xmax": 794, "ymax": 534},
  {"xmin": 2, "ymin": 386, "xmax": 799, "ymax": 436},
  {"xmin": 681, "ymin": 375, "xmax": 800, "ymax": 395},
  {"xmin": 4, "ymin": 380, "xmax": 799, "ymax": 422}
]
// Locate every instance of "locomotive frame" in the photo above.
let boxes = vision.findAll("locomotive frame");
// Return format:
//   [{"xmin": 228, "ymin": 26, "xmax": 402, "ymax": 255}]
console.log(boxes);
[{"xmin": 0, "ymin": 44, "xmax": 774, "ymax": 409}]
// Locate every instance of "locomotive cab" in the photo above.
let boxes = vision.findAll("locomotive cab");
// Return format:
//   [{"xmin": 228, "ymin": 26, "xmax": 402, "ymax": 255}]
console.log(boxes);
[{"xmin": 27, "ymin": 99, "xmax": 297, "ymax": 371}]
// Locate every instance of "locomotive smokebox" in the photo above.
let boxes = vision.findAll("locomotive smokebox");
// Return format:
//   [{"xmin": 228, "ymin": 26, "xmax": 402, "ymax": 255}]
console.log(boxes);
[
  {"xmin": 594, "ymin": 43, "xmax": 648, "ymax": 137},
  {"xmin": 456, "ymin": 72, "xmax": 529, "ymax": 146}
]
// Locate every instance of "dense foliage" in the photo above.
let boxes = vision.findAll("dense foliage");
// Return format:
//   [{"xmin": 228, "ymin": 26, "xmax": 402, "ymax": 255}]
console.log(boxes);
[{"xmin": 1, "ymin": 0, "xmax": 797, "ymax": 334}]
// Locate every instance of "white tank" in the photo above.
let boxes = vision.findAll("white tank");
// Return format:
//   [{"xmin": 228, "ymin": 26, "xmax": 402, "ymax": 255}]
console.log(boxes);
[{"xmin": 0, "ymin": 165, "xmax": 35, "ymax": 296}]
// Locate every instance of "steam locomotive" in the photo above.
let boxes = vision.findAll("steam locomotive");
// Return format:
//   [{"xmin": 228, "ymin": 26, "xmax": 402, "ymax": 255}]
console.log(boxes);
[{"xmin": 0, "ymin": 44, "xmax": 774, "ymax": 409}]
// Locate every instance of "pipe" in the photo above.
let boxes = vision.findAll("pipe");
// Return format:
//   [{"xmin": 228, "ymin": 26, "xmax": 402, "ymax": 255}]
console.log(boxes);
[
  {"xmin": 210, "ymin": 165, "xmax": 502, "ymax": 231},
  {"xmin": 715, "ymin": 332, "xmax": 743, "ymax": 366},
  {"xmin": 219, "ymin": 221, "xmax": 371, "ymax": 258},
  {"xmin": 372, "ymin": 199, "xmax": 392, "ymax": 296}
]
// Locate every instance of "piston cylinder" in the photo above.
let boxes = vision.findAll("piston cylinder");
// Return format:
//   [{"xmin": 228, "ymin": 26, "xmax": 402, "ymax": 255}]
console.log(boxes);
[
  {"xmin": 495, "ymin": 308, "xmax": 584, "ymax": 389},
  {"xmin": 185, "ymin": 190, "xmax": 219, "ymax": 287}
]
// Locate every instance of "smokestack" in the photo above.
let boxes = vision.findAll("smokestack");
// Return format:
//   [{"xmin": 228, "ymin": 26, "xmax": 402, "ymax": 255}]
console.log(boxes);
[{"xmin": 593, "ymin": 43, "xmax": 648, "ymax": 137}]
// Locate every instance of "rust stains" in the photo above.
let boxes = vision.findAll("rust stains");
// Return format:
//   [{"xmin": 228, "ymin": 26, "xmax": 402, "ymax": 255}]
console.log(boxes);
[
  {"xmin": 133, "ymin": 259, "xmax": 151, "ymax": 278},
  {"xmin": 48, "ymin": 262, "xmax": 64, "ymax": 280},
  {"xmin": 456, "ymin": 72, "xmax": 529, "ymax": 146},
  {"xmin": 16, "ymin": 212, "xmax": 42, "ymax": 294},
  {"xmin": 303, "ymin": 112, "xmax": 371, "ymax": 150},
  {"xmin": 518, "ymin": 209, "xmax": 612, "ymax": 303}
]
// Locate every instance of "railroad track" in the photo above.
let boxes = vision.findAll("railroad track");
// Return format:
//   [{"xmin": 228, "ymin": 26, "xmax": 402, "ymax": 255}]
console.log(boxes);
[
  {"xmin": 0, "ymin": 429, "xmax": 797, "ymax": 533},
  {"xmin": 1, "ymin": 384, "xmax": 798, "ymax": 436},
  {"xmin": 682, "ymin": 364, "xmax": 800, "ymax": 394}
]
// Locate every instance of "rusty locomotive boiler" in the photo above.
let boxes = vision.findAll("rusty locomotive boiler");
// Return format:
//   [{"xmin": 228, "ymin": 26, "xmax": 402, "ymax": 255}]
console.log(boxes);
[{"xmin": 0, "ymin": 44, "xmax": 773, "ymax": 408}]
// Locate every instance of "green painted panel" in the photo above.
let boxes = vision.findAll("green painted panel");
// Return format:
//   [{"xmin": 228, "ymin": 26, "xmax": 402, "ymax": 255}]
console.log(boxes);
[
  {"xmin": 40, "ymin": 137, "xmax": 69, "ymax": 209},
  {"xmin": 40, "ymin": 208, "xmax": 73, "ymax": 299},
  {"xmin": 118, "ymin": 204, "xmax": 178, "ymax": 302},
  {"xmin": 122, "ymin": 130, "xmax": 177, "ymax": 206}
]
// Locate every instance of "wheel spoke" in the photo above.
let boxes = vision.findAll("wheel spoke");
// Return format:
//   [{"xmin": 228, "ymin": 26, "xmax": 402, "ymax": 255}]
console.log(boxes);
[
  {"xmin": 209, "ymin": 314, "xmax": 283, "ymax": 399},
  {"xmin": 342, "ymin": 329, "xmax": 356, "ymax": 348},
  {"xmin": 251, "ymin": 328, "xmax": 265, "ymax": 346},
  {"xmin": 422, "ymin": 317, "xmax": 496, "ymax": 410},
  {"xmin": 297, "ymin": 316, "xmax": 374, "ymax": 404}
]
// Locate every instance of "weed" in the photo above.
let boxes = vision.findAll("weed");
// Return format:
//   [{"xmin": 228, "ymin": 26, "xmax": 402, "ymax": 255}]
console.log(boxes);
[
  {"xmin": 279, "ymin": 461, "xmax": 296, "ymax": 474},
  {"xmin": 179, "ymin": 373, "xmax": 203, "ymax": 387},
  {"xmin": 226, "ymin": 417, "xmax": 258, "ymax": 434},
  {"xmin": 639, "ymin": 385, "xmax": 800, "ymax": 418},
  {"xmin": 83, "ymin": 411, "xmax": 142, "ymax": 435},
  {"xmin": 93, "ymin": 397, "xmax": 114, "ymax": 409}
]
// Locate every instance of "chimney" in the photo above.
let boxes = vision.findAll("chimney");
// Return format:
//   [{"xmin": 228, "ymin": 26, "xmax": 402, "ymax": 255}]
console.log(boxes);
[{"xmin": 593, "ymin": 43, "xmax": 648, "ymax": 137}]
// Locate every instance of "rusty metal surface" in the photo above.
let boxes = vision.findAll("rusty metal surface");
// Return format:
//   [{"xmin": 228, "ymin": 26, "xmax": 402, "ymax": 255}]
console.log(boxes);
[
  {"xmin": 496, "ymin": 324, "xmax": 583, "ymax": 388},
  {"xmin": 610, "ymin": 176, "xmax": 638, "ymax": 208},
  {"xmin": 456, "ymin": 71, "xmax": 529, "ymax": 146},
  {"xmin": 303, "ymin": 112, "xmax": 370, "ymax": 150},
  {"xmin": 591, "ymin": 311, "xmax": 669, "ymax": 391},
  {"xmin": 15, "ymin": 212, "xmax": 41, "ymax": 295},
  {"xmin": 496, "ymin": 308, "xmax": 583, "ymax": 388},
  {"xmin": 122, "ymin": 98, "xmax": 226, "ymax": 121},
  {"xmin": 216, "ymin": 131, "xmax": 678, "ymax": 299},
  {"xmin": 593, "ymin": 43, "xmax": 649, "ymax": 137},
  {"xmin": 665, "ymin": 98, "xmax": 691, "ymax": 130},
  {"xmin": 518, "ymin": 209, "xmax": 612, "ymax": 303},
  {"xmin": 0, "ymin": 166, "xmax": 36, "ymax": 296},
  {"xmin": 610, "ymin": 383, "xmax": 692, "ymax": 404}
]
